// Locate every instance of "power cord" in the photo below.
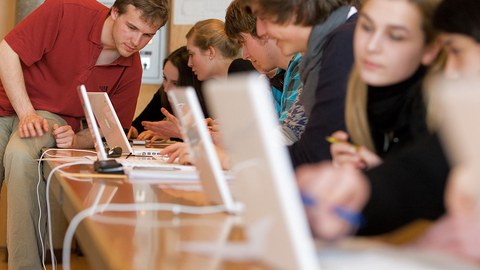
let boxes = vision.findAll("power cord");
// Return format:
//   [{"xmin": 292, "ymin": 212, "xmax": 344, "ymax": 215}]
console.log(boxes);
[
  {"xmin": 37, "ymin": 148, "xmax": 244, "ymax": 270},
  {"xmin": 62, "ymin": 203, "xmax": 242, "ymax": 270},
  {"xmin": 37, "ymin": 148, "xmax": 95, "ymax": 270}
]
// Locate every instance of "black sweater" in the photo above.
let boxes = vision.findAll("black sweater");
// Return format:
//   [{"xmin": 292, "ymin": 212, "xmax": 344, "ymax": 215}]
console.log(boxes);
[
  {"xmin": 367, "ymin": 67, "xmax": 428, "ymax": 157},
  {"xmin": 355, "ymin": 67, "xmax": 449, "ymax": 235},
  {"xmin": 359, "ymin": 133, "xmax": 449, "ymax": 235}
]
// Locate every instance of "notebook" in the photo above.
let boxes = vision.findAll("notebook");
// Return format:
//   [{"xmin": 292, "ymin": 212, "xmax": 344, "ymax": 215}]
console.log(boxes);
[
  {"xmin": 167, "ymin": 87, "xmax": 237, "ymax": 213},
  {"xmin": 204, "ymin": 73, "xmax": 319, "ymax": 269},
  {"xmin": 86, "ymin": 91, "xmax": 163, "ymax": 156}
]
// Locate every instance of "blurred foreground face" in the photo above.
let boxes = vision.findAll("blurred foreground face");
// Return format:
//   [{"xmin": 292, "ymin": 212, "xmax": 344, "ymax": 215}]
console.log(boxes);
[
  {"xmin": 440, "ymin": 33, "xmax": 480, "ymax": 79},
  {"xmin": 354, "ymin": 0, "xmax": 427, "ymax": 86}
]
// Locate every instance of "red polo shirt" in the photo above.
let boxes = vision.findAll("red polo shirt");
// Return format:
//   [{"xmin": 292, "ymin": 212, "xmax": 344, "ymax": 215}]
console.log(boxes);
[{"xmin": 2, "ymin": 0, "xmax": 142, "ymax": 132}]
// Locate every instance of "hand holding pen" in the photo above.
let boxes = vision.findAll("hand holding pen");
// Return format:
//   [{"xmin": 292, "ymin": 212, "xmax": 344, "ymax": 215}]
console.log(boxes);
[
  {"xmin": 296, "ymin": 162, "xmax": 369, "ymax": 241},
  {"xmin": 328, "ymin": 131, "xmax": 382, "ymax": 170}
]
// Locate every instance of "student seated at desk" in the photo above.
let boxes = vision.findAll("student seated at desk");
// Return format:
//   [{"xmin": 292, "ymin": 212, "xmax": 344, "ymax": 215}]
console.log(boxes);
[
  {"xmin": 129, "ymin": 46, "xmax": 202, "ymax": 141},
  {"xmin": 246, "ymin": 0, "xmax": 358, "ymax": 167},
  {"xmin": 0, "ymin": 0, "xmax": 168, "ymax": 268},
  {"xmin": 225, "ymin": 0, "xmax": 307, "ymax": 145},
  {"xmin": 297, "ymin": 0, "xmax": 480, "ymax": 264},
  {"xmin": 328, "ymin": 0, "xmax": 440, "ymax": 170},
  {"xmin": 141, "ymin": 19, "xmax": 254, "ymax": 141}
]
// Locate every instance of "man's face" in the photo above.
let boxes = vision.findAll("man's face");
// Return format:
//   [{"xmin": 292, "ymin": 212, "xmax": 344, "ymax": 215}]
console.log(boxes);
[
  {"xmin": 111, "ymin": 5, "xmax": 159, "ymax": 57},
  {"xmin": 254, "ymin": 16, "xmax": 310, "ymax": 56},
  {"xmin": 240, "ymin": 33, "xmax": 278, "ymax": 73}
]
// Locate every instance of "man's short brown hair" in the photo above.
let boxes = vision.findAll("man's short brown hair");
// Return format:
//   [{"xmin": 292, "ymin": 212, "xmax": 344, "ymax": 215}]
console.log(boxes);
[
  {"xmin": 246, "ymin": 0, "xmax": 350, "ymax": 26},
  {"xmin": 112, "ymin": 0, "xmax": 169, "ymax": 28},
  {"xmin": 225, "ymin": 0, "xmax": 258, "ymax": 43}
]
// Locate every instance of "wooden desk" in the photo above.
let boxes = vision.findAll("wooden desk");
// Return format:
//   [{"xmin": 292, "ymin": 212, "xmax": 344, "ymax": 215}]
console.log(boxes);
[
  {"xmin": 43, "ymin": 151, "xmax": 479, "ymax": 270},
  {"xmin": 43, "ymin": 151, "xmax": 267, "ymax": 270}
]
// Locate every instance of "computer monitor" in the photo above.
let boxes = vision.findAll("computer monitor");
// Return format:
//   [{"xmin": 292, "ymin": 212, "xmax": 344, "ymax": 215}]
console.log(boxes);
[
  {"xmin": 77, "ymin": 85, "xmax": 109, "ymax": 161},
  {"xmin": 87, "ymin": 92, "xmax": 163, "ymax": 156},
  {"xmin": 168, "ymin": 87, "xmax": 236, "ymax": 213},
  {"xmin": 204, "ymin": 73, "xmax": 319, "ymax": 270}
]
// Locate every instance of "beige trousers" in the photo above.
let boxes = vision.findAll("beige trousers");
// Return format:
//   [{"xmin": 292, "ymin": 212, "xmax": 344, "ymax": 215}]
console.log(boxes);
[{"xmin": 0, "ymin": 111, "xmax": 66, "ymax": 270}]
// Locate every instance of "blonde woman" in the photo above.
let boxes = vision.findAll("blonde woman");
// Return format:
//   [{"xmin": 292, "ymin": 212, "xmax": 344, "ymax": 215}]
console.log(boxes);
[
  {"xmin": 330, "ymin": 0, "xmax": 440, "ymax": 170},
  {"xmin": 186, "ymin": 19, "xmax": 242, "ymax": 80},
  {"xmin": 142, "ymin": 19, "xmax": 248, "ymax": 140}
]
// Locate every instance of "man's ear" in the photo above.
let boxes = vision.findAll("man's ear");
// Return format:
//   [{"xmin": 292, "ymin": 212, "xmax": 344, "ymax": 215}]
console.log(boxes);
[
  {"xmin": 110, "ymin": 6, "xmax": 120, "ymax": 20},
  {"xmin": 422, "ymin": 38, "xmax": 443, "ymax": 65}
]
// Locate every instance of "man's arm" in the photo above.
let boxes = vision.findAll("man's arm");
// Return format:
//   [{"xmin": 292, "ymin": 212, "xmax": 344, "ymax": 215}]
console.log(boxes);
[
  {"xmin": 0, "ymin": 40, "xmax": 48, "ymax": 137},
  {"xmin": 53, "ymin": 125, "xmax": 94, "ymax": 149},
  {"xmin": 288, "ymin": 22, "xmax": 355, "ymax": 167}
]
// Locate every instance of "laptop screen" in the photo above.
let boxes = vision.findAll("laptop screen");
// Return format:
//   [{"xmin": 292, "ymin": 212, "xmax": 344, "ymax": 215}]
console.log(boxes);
[
  {"xmin": 77, "ymin": 85, "xmax": 109, "ymax": 161},
  {"xmin": 204, "ymin": 73, "xmax": 319, "ymax": 270},
  {"xmin": 167, "ymin": 87, "xmax": 236, "ymax": 213}
]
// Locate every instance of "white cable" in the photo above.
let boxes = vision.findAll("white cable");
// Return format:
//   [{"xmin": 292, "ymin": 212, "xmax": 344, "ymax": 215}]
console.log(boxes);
[
  {"xmin": 62, "ymin": 203, "xmax": 230, "ymax": 270},
  {"xmin": 89, "ymin": 214, "xmax": 233, "ymax": 228},
  {"xmin": 45, "ymin": 161, "xmax": 93, "ymax": 270},
  {"xmin": 43, "ymin": 148, "xmax": 96, "ymax": 158},
  {"xmin": 36, "ymin": 148, "xmax": 95, "ymax": 270}
]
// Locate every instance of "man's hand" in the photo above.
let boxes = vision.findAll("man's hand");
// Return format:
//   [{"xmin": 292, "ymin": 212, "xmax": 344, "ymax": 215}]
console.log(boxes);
[
  {"xmin": 52, "ymin": 124, "xmax": 75, "ymax": 148},
  {"xmin": 18, "ymin": 112, "xmax": 49, "ymax": 138}
]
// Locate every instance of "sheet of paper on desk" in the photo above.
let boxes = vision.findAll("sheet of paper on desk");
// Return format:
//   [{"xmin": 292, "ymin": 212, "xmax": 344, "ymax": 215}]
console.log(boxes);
[
  {"xmin": 124, "ymin": 167, "xmax": 200, "ymax": 183},
  {"xmin": 318, "ymin": 247, "xmax": 479, "ymax": 270}
]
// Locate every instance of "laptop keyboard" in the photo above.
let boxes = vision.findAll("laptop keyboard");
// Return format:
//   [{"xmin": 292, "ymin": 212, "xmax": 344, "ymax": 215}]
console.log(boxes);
[{"xmin": 116, "ymin": 156, "xmax": 170, "ymax": 167}]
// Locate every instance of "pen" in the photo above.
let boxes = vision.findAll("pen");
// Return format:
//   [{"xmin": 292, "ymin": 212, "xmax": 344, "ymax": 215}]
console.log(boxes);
[
  {"xmin": 325, "ymin": 136, "xmax": 359, "ymax": 150},
  {"xmin": 300, "ymin": 193, "xmax": 364, "ymax": 228}
]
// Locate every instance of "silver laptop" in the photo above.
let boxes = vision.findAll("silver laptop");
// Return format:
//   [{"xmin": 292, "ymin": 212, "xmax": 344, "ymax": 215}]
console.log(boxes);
[
  {"xmin": 77, "ymin": 85, "xmax": 110, "ymax": 161},
  {"xmin": 78, "ymin": 85, "xmax": 196, "ymax": 173},
  {"xmin": 204, "ymin": 73, "xmax": 319, "ymax": 270},
  {"xmin": 167, "ymin": 87, "xmax": 237, "ymax": 213},
  {"xmin": 87, "ymin": 92, "xmax": 163, "ymax": 156}
]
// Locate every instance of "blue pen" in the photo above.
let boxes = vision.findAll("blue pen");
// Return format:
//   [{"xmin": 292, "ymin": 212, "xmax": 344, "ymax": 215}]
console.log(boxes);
[{"xmin": 300, "ymin": 193, "xmax": 364, "ymax": 228}]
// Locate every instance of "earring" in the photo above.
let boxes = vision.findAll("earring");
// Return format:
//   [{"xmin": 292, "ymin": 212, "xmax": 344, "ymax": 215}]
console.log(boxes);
[{"xmin": 209, "ymin": 56, "xmax": 213, "ymax": 60}]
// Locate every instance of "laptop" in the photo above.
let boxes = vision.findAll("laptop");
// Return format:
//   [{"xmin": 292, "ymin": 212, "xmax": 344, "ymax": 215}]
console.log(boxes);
[
  {"xmin": 203, "ymin": 73, "xmax": 319, "ymax": 270},
  {"xmin": 77, "ymin": 85, "xmax": 109, "ymax": 161},
  {"xmin": 167, "ymin": 87, "xmax": 237, "ymax": 213},
  {"xmin": 78, "ymin": 85, "xmax": 196, "ymax": 175},
  {"xmin": 86, "ymin": 91, "xmax": 163, "ymax": 156}
]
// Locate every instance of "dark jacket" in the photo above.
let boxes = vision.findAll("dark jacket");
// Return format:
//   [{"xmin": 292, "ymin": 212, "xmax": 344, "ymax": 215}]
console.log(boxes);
[{"xmin": 289, "ymin": 13, "xmax": 357, "ymax": 168}]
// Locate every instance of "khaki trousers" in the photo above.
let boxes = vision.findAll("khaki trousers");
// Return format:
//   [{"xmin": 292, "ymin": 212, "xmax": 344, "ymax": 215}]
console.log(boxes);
[{"xmin": 0, "ymin": 111, "xmax": 66, "ymax": 270}]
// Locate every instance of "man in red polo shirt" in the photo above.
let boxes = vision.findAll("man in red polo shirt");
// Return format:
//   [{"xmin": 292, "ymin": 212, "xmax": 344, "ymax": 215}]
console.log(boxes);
[{"xmin": 0, "ymin": 0, "xmax": 168, "ymax": 268}]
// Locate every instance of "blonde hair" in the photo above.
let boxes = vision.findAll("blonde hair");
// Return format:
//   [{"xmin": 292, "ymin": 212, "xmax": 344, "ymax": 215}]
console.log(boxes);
[
  {"xmin": 346, "ymin": 0, "xmax": 441, "ymax": 152},
  {"xmin": 186, "ymin": 19, "xmax": 241, "ymax": 59}
]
